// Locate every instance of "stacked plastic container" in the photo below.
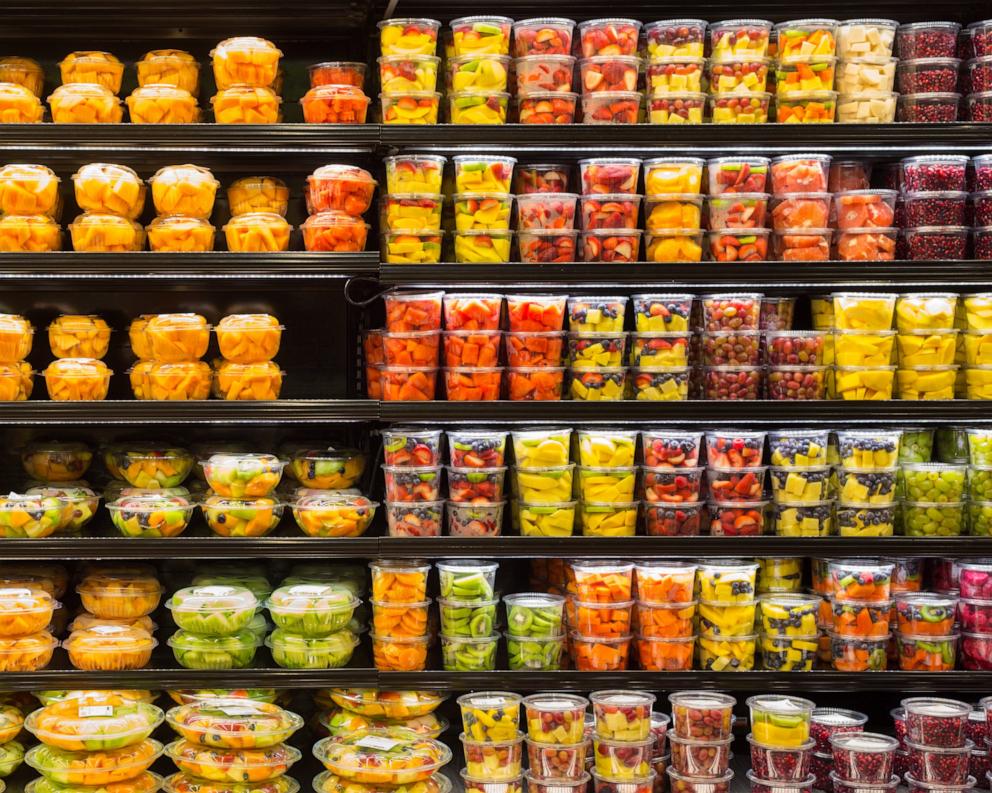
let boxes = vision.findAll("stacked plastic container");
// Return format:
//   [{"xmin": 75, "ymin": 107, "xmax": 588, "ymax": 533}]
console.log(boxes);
[
  {"xmin": 458, "ymin": 692, "xmax": 524, "ymax": 793},
  {"xmin": 566, "ymin": 298, "xmax": 628, "ymax": 402},
  {"xmin": 301, "ymin": 59, "xmax": 370, "ymax": 124},
  {"xmin": 707, "ymin": 155, "xmax": 769, "ymax": 263},
  {"xmin": 170, "ymin": 698, "xmax": 303, "ymax": 793},
  {"xmin": 586, "ymin": 690, "xmax": 656, "ymax": 792},
  {"xmin": 746, "ymin": 695, "xmax": 818, "ymax": 793},
  {"xmin": 773, "ymin": 19, "xmax": 839, "ymax": 123},
  {"xmin": 896, "ymin": 22, "xmax": 962, "ymax": 121},
  {"xmin": 694, "ymin": 560, "xmax": 759, "ymax": 670},
  {"xmin": 446, "ymin": 427, "xmax": 507, "ymax": 537},
  {"xmin": 48, "ymin": 50, "xmax": 124, "ymax": 123},
  {"xmin": 829, "ymin": 729, "xmax": 900, "ymax": 793},
  {"xmin": 165, "ymin": 584, "xmax": 260, "ymax": 670},
  {"xmin": 515, "ymin": 174, "xmax": 578, "ymax": 263},
  {"xmin": 211, "ymin": 313, "xmax": 284, "ymax": 400},
  {"xmin": 128, "ymin": 312, "xmax": 211, "ymax": 401},
  {"xmin": 504, "ymin": 593, "xmax": 566, "ymax": 670},
  {"xmin": 768, "ymin": 430, "xmax": 832, "ymax": 538},
  {"xmin": 380, "ymin": 291, "xmax": 442, "ymax": 400},
  {"xmin": 451, "ymin": 155, "xmax": 515, "ymax": 264},
  {"xmin": 566, "ymin": 562, "xmax": 634, "ymax": 670},
  {"xmin": 0, "ymin": 55, "xmax": 44, "ymax": 123},
  {"xmin": 667, "ymin": 691, "xmax": 734, "ymax": 792},
  {"xmin": 441, "ymin": 294, "xmax": 503, "ymax": 402},
  {"xmin": 831, "ymin": 292, "xmax": 898, "ymax": 400},
  {"xmin": 24, "ymin": 691, "xmax": 165, "ymax": 793},
  {"xmin": 963, "ymin": 294, "xmax": 992, "ymax": 397},
  {"xmin": 808, "ymin": 708, "xmax": 868, "ymax": 791},
  {"xmin": 699, "ymin": 294, "xmax": 765, "ymax": 399},
  {"xmin": 438, "ymin": 560, "xmax": 499, "ymax": 671},
  {"xmin": 523, "ymin": 693, "xmax": 589, "ymax": 787},
  {"xmin": 643, "ymin": 19, "xmax": 706, "ymax": 125},
  {"xmin": 146, "ymin": 163, "xmax": 218, "ymax": 252},
  {"xmin": 513, "ymin": 18, "xmax": 577, "ymax": 124},
  {"xmin": 575, "ymin": 19, "xmax": 642, "ymax": 124},
  {"xmin": 0, "ymin": 314, "xmax": 33, "ymax": 402},
  {"xmin": 959, "ymin": 562, "xmax": 992, "ymax": 669},
  {"xmin": 128, "ymin": 48, "xmax": 201, "ymax": 123},
  {"xmin": 893, "ymin": 591, "xmax": 959, "ymax": 670},
  {"xmin": 900, "ymin": 697, "xmax": 976, "ymax": 792},
  {"xmin": 634, "ymin": 561, "xmax": 697, "ymax": 672},
  {"xmin": 824, "ymin": 558, "xmax": 894, "ymax": 670},
  {"xmin": 377, "ymin": 17, "xmax": 442, "ymax": 124},
  {"xmin": 758, "ymin": 593, "xmax": 820, "ymax": 670},
  {"xmin": 704, "ymin": 430, "xmax": 767, "ymax": 539},
  {"xmin": 381, "ymin": 429, "xmax": 442, "ymax": 538},
  {"xmin": 303, "ymin": 163, "xmax": 373, "ymax": 253},
  {"xmin": 770, "ymin": 153, "xmax": 832, "ymax": 263},
  {"xmin": 630, "ymin": 294, "xmax": 694, "ymax": 401},
  {"xmin": 835, "ymin": 19, "xmax": 898, "ymax": 123},
  {"xmin": 68, "ymin": 162, "xmax": 146, "ymax": 253},
  {"xmin": 966, "ymin": 20, "xmax": 992, "ymax": 120},
  {"xmin": 264, "ymin": 581, "xmax": 361, "ymax": 669},
  {"xmin": 369, "ymin": 558, "xmax": 432, "ymax": 671},
  {"xmin": 834, "ymin": 430, "xmax": 897, "ymax": 540},
  {"xmin": 445, "ymin": 16, "xmax": 513, "ymax": 124},
  {"xmin": 42, "ymin": 316, "xmax": 112, "ymax": 403},
  {"xmin": 380, "ymin": 154, "xmax": 444, "ymax": 263},
  {"xmin": 900, "ymin": 155, "xmax": 970, "ymax": 261},
  {"xmin": 901, "ymin": 458, "xmax": 967, "ymax": 536},
  {"xmin": 512, "ymin": 426, "xmax": 575, "ymax": 534},
  {"xmin": 642, "ymin": 157, "xmax": 704, "ymax": 263},
  {"xmin": 210, "ymin": 36, "xmax": 283, "ymax": 124},
  {"xmin": 706, "ymin": 19, "xmax": 773, "ymax": 124},
  {"xmin": 640, "ymin": 432, "xmax": 704, "ymax": 537},
  {"xmin": 0, "ymin": 163, "xmax": 62, "ymax": 253},
  {"xmin": 974, "ymin": 156, "xmax": 992, "ymax": 260},
  {"xmin": 832, "ymin": 164, "xmax": 898, "ymax": 263},
  {"xmin": 578, "ymin": 158, "xmax": 642, "ymax": 263}
]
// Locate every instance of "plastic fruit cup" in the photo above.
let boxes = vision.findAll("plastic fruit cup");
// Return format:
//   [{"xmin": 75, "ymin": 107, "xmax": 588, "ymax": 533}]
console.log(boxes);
[
  {"xmin": 309, "ymin": 60, "xmax": 365, "ymax": 88},
  {"xmin": 127, "ymin": 84, "xmax": 200, "ymax": 123},
  {"xmin": 773, "ymin": 501, "xmax": 833, "ymax": 536},
  {"xmin": 709, "ymin": 193, "xmax": 769, "ymax": 230},
  {"xmin": 378, "ymin": 55, "xmax": 441, "ymax": 94},
  {"xmin": 515, "ymin": 165, "xmax": 570, "ymax": 194},
  {"xmin": 701, "ymin": 294, "xmax": 763, "ymax": 332},
  {"xmin": 645, "ymin": 20, "xmax": 707, "ymax": 57},
  {"xmin": 449, "ymin": 91, "xmax": 509, "ymax": 124},
  {"xmin": 760, "ymin": 635, "xmax": 819, "ymax": 670},
  {"xmin": 668, "ymin": 692, "xmax": 735, "ymax": 739},
  {"xmin": 708, "ymin": 58, "xmax": 771, "ymax": 93},
  {"xmin": 526, "ymin": 742, "xmax": 586, "ymax": 777},
  {"xmin": 380, "ymin": 194, "xmax": 442, "ymax": 233},
  {"xmin": 830, "ymin": 633, "xmax": 889, "ymax": 671},
  {"xmin": 513, "ymin": 18, "xmax": 575, "ymax": 57},
  {"xmin": 522, "ymin": 692, "xmax": 587, "ymax": 745},
  {"xmin": 446, "ymin": 501, "xmax": 504, "ymax": 536},
  {"xmin": 836, "ymin": 57, "xmax": 897, "ymax": 93},
  {"xmin": 594, "ymin": 737, "xmax": 655, "ymax": 778},
  {"xmin": 897, "ymin": 22, "xmax": 961, "ymax": 59},
  {"xmin": 451, "ymin": 15, "xmax": 512, "ymax": 56},
  {"xmin": 578, "ymin": 19, "xmax": 641, "ymax": 57},
  {"xmin": 697, "ymin": 560, "xmax": 759, "ymax": 602},
  {"xmin": 748, "ymin": 736, "xmax": 815, "ymax": 781},
  {"xmin": 697, "ymin": 599, "xmax": 758, "ymax": 637},
  {"xmin": 644, "ymin": 231, "xmax": 704, "ymax": 263},
  {"xmin": 578, "ymin": 501, "xmax": 638, "ymax": 536},
  {"xmin": 708, "ymin": 93, "xmax": 771, "ymax": 123},
  {"xmin": 515, "ymin": 193, "xmax": 577, "ymax": 232},
  {"xmin": 384, "ymin": 500, "xmax": 442, "ymax": 537},
  {"xmin": 810, "ymin": 709, "xmax": 867, "ymax": 754},
  {"xmin": 902, "ymin": 155, "xmax": 969, "ymax": 192},
  {"xmin": 579, "ymin": 194, "xmax": 641, "ymax": 231},
  {"xmin": 769, "ymin": 466, "xmax": 831, "ymax": 503},
  {"xmin": 836, "ymin": 20, "xmax": 897, "ymax": 57},
  {"xmin": 378, "ymin": 18, "xmax": 440, "ymax": 56},
  {"xmin": 710, "ymin": 19, "xmax": 772, "ymax": 59},
  {"xmin": 830, "ymin": 733, "xmax": 898, "ymax": 782},
  {"xmin": 49, "ymin": 84, "xmax": 123, "ymax": 123},
  {"xmin": 630, "ymin": 366, "xmax": 687, "ymax": 398},
  {"xmin": 630, "ymin": 334, "xmax": 690, "ymax": 367},
  {"xmin": 505, "ymin": 367, "xmax": 563, "ymax": 400},
  {"xmin": 381, "ymin": 91, "xmax": 440, "ymax": 124},
  {"xmin": 668, "ymin": 735, "xmax": 731, "ymax": 776},
  {"xmin": 702, "ymin": 366, "xmax": 761, "ymax": 400},
  {"xmin": 517, "ymin": 92, "xmax": 577, "ymax": 124},
  {"xmin": 573, "ymin": 634, "xmax": 633, "ymax": 670},
  {"xmin": 895, "ymin": 593, "xmax": 957, "ymax": 635},
  {"xmin": 897, "ymin": 634, "xmax": 959, "ymax": 671},
  {"xmin": 697, "ymin": 634, "xmax": 756, "ymax": 670},
  {"xmin": 454, "ymin": 155, "xmax": 516, "ymax": 193},
  {"xmin": 644, "ymin": 195, "xmax": 703, "ymax": 232},
  {"xmin": 381, "ymin": 230, "xmax": 443, "ymax": 264},
  {"xmin": 384, "ymin": 155, "xmax": 445, "ymax": 194},
  {"xmin": 834, "ymin": 503, "xmax": 894, "ymax": 537},
  {"xmin": 646, "ymin": 59, "xmax": 705, "ymax": 95},
  {"xmin": 898, "ymin": 92, "xmax": 961, "ymax": 122},
  {"xmin": 458, "ymin": 691, "xmax": 521, "ymax": 742},
  {"xmin": 906, "ymin": 739, "xmax": 973, "ymax": 784},
  {"xmin": 446, "ymin": 55, "xmax": 510, "ymax": 92},
  {"xmin": 582, "ymin": 92, "xmax": 640, "ymax": 124},
  {"xmin": 643, "ymin": 158, "xmax": 704, "ymax": 196},
  {"xmin": 634, "ymin": 561, "xmax": 696, "ymax": 603},
  {"xmin": 756, "ymin": 558, "xmax": 803, "ymax": 593},
  {"xmin": 578, "ymin": 157, "xmax": 641, "ymax": 196},
  {"xmin": 579, "ymin": 56, "xmax": 640, "ymax": 94},
  {"xmin": 642, "ymin": 501, "xmax": 701, "ymax": 534},
  {"xmin": 0, "ymin": 82, "xmax": 42, "ymax": 121},
  {"xmin": 776, "ymin": 57, "xmax": 838, "ymax": 93}
]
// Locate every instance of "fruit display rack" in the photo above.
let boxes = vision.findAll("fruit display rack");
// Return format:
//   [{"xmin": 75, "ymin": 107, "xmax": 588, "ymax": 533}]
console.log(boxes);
[{"xmin": 0, "ymin": 0, "xmax": 990, "ymax": 714}]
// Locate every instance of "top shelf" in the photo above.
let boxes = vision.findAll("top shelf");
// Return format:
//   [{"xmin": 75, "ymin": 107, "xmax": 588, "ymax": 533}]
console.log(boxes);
[{"xmin": 0, "ymin": 123, "xmax": 988, "ymax": 158}]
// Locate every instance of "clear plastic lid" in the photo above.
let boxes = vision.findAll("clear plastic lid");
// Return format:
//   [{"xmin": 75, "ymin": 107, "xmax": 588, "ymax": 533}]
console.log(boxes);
[
  {"xmin": 267, "ymin": 584, "xmax": 359, "ymax": 613},
  {"xmin": 25, "ymin": 692, "xmax": 164, "ymax": 747},
  {"xmin": 328, "ymin": 689, "xmax": 446, "ymax": 718},
  {"xmin": 310, "ymin": 164, "xmax": 377, "ymax": 186},
  {"xmin": 148, "ymin": 215, "xmax": 214, "ymax": 234},
  {"xmin": 167, "ymin": 738, "xmax": 301, "ymax": 774},
  {"xmin": 211, "ymin": 37, "xmax": 283, "ymax": 58},
  {"xmin": 26, "ymin": 738, "xmax": 164, "ymax": 778},
  {"xmin": 313, "ymin": 728, "xmax": 452, "ymax": 780},
  {"xmin": 149, "ymin": 164, "xmax": 219, "ymax": 187},
  {"xmin": 166, "ymin": 700, "xmax": 302, "ymax": 746},
  {"xmin": 163, "ymin": 774, "xmax": 300, "ymax": 793},
  {"xmin": 166, "ymin": 585, "xmax": 257, "ymax": 614},
  {"xmin": 223, "ymin": 212, "xmax": 292, "ymax": 232},
  {"xmin": 64, "ymin": 623, "xmax": 156, "ymax": 653}
]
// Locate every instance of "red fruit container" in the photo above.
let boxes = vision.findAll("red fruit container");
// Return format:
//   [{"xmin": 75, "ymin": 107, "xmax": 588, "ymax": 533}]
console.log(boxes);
[
  {"xmin": 708, "ymin": 193, "xmax": 769, "ymax": 229},
  {"xmin": 518, "ymin": 229, "xmax": 579, "ymax": 263},
  {"xmin": 526, "ymin": 743, "xmax": 587, "ymax": 779},
  {"xmin": 707, "ymin": 157, "xmax": 770, "ymax": 195},
  {"xmin": 301, "ymin": 211, "xmax": 370, "ymax": 252},
  {"xmin": 306, "ymin": 164, "xmax": 376, "ymax": 215},
  {"xmin": 443, "ymin": 293, "xmax": 502, "ymax": 331},
  {"xmin": 669, "ymin": 735, "xmax": 732, "ymax": 776},
  {"xmin": 579, "ymin": 158, "xmax": 641, "ymax": 195},
  {"xmin": 960, "ymin": 599, "xmax": 992, "ymax": 633},
  {"xmin": 308, "ymin": 61, "xmax": 366, "ymax": 88},
  {"xmin": 773, "ymin": 229, "xmax": 832, "ymax": 262},
  {"xmin": 507, "ymin": 367, "xmax": 565, "ymax": 400},
  {"xmin": 834, "ymin": 190, "xmax": 898, "ymax": 230},
  {"xmin": 647, "ymin": 93, "xmax": 706, "ymax": 124},
  {"xmin": 581, "ymin": 229, "xmax": 641, "ymax": 262},
  {"xmin": 764, "ymin": 331, "xmax": 826, "ymax": 366},
  {"xmin": 748, "ymin": 736, "xmax": 815, "ymax": 782},
  {"xmin": 708, "ymin": 229, "xmax": 770, "ymax": 262},
  {"xmin": 582, "ymin": 92, "xmax": 640, "ymax": 124},
  {"xmin": 385, "ymin": 501, "xmax": 443, "ymax": 537},
  {"xmin": 668, "ymin": 691, "xmax": 735, "ymax": 740},
  {"xmin": 442, "ymin": 330, "xmax": 501, "ymax": 368},
  {"xmin": 830, "ymin": 733, "xmax": 899, "ymax": 783},
  {"xmin": 516, "ymin": 193, "xmax": 578, "ymax": 230},
  {"xmin": 904, "ymin": 774, "xmax": 977, "ymax": 793},
  {"xmin": 505, "ymin": 332, "xmax": 564, "ymax": 366},
  {"xmin": 507, "ymin": 294, "xmax": 567, "ymax": 332},
  {"xmin": 518, "ymin": 92, "xmax": 578, "ymax": 124},
  {"xmin": 770, "ymin": 155, "xmax": 832, "ymax": 194},
  {"xmin": 701, "ymin": 330, "xmax": 761, "ymax": 366},
  {"xmin": 443, "ymin": 367, "xmax": 503, "ymax": 401},
  {"xmin": 767, "ymin": 366, "xmax": 826, "ymax": 400},
  {"xmin": 580, "ymin": 195, "xmax": 642, "ymax": 230},
  {"xmin": 701, "ymin": 293, "xmax": 763, "ymax": 331},
  {"xmin": 644, "ymin": 20, "xmax": 707, "ymax": 58},
  {"xmin": 300, "ymin": 84, "xmax": 370, "ymax": 123},
  {"xmin": 770, "ymin": 193, "xmax": 831, "ymax": 230},
  {"xmin": 834, "ymin": 228, "xmax": 898, "ymax": 261},
  {"xmin": 516, "ymin": 165, "xmax": 571, "ymax": 194},
  {"xmin": 383, "ymin": 465, "xmax": 441, "ymax": 501},
  {"xmin": 637, "ymin": 635, "xmax": 695, "ymax": 671},
  {"xmin": 902, "ymin": 698, "xmax": 971, "ymax": 747},
  {"xmin": 579, "ymin": 57, "xmax": 641, "ymax": 93},
  {"xmin": 643, "ymin": 502, "xmax": 704, "ymax": 536},
  {"xmin": 578, "ymin": 19, "xmax": 642, "ymax": 57},
  {"xmin": 896, "ymin": 22, "xmax": 961, "ymax": 59},
  {"xmin": 381, "ymin": 366, "xmax": 437, "ymax": 401},
  {"xmin": 512, "ymin": 18, "xmax": 575, "ymax": 57},
  {"xmin": 811, "ymin": 710, "xmax": 867, "ymax": 755},
  {"xmin": 905, "ymin": 740, "xmax": 974, "ymax": 784},
  {"xmin": 384, "ymin": 291, "xmax": 443, "ymax": 332},
  {"xmin": 641, "ymin": 467, "xmax": 704, "ymax": 503},
  {"xmin": 708, "ymin": 500, "xmax": 766, "ymax": 535},
  {"xmin": 383, "ymin": 330, "xmax": 441, "ymax": 367},
  {"xmin": 829, "ymin": 773, "xmax": 899, "ymax": 793}
]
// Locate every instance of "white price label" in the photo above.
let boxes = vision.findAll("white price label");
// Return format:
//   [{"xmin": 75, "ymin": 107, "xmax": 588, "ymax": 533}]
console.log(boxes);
[
  {"xmin": 79, "ymin": 705, "xmax": 114, "ymax": 718},
  {"xmin": 356, "ymin": 736, "xmax": 403, "ymax": 752}
]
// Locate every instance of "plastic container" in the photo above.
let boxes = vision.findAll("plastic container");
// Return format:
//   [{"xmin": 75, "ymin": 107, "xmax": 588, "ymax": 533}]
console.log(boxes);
[
  {"xmin": 49, "ymin": 83, "xmax": 122, "ymax": 123},
  {"xmin": 127, "ymin": 84, "xmax": 199, "ymax": 123},
  {"xmin": 64, "ymin": 624, "xmax": 156, "ymax": 671},
  {"xmin": 578, "ymin": 19, "xmax": 641, "ymax": 57},
  {"xmin": 708, "ymin": 92, "xmax": 771, "ymax": 123},
  {"xmin": 201, "ymin": 495, "xmax": 283, "ymax": 538},
  {"xmin": 513, "ymin": 19, "xmax": 575, "ymax": 57},
  {"xmin": 69, "ymin": 213, "xmax": 143, "ymax": 252},
  {"xmin": 897, "ymin": 23, "xmax": 961, "ymax": 59},
  {"xmin": 149, "ymin": 165, "xmax": 218, "ymax": 218}
]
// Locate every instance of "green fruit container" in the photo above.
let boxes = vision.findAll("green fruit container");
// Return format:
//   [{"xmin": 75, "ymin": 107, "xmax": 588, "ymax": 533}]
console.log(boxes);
[
  {"xmin": 166, "ymin": 585, "xmax": 258, "ymax": 635},
  {"xmin": 903, "ymin": 501, "xmax": 966, "ymax": 536},
  {"xmin": 899, "ymin": 428, "xmax": 935, "ymax": 463},
  {"xmin": 901, "ymin": 462, "xmax": 967, "ymax": 502},
  {"xmin": 26, "ymin": 485, "xmax": 99, "ymax": 535},
  {"xmin": 506, "ymin": 633, "xmax": 564, "ymax": 670},
  {"xmin": 266, "ymin": 584, "xmax": 359, "ymax": 636},
  {"xmin": 0, "ymin": 741, "xmax": 23, "ymax": 778},
  {"xmin": 168, "ymin": 629, "xmax": 260, "ymax": 669},
  {"xmin": 441, "ymin": 633, "xmax": 499, "ymax": 671},
  {"xmin": 266, "ymin": 627, "xmax": 358, "ymax": 669},
  {"xmin": 970, "ymin": 466, "xmax": 992, "ymax": 501},
  {"xmin": 202, "ymin": 495, "xmax": 284, "ymax": 537},
  {"xmin": 438, "ymin": 597, "xmax": 498, "ymax": 638},
  {"xmin": 25, "ymin": 740, "xmax": 164, "ymax": 786},
  {"xmin": 504, "ymin": 593, "xmax": 565, "ymax": 638},
  {"xmin": 25, "ymin": 695, "xmax": 164, "ymax": 751},
  {"xmin": 192, "ymin": 573, "xmax": 272, "ymax": 604},
  {"xmin": 437, "ymin": 560, "xmax": 498, "ymax": 602},
  {"xmin": 968, "ymin": 428, "xmax": 992, "ymax": 465},
  {"xmin": 970, "ymin": 500, "xmax": 992, "ymax": 536},
  {"xmin": 201, "ymin": 453, "xmax": 285, "ymax": 498}
]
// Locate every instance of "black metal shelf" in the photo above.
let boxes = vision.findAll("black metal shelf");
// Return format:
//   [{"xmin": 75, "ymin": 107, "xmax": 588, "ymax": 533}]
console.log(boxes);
[
  {"xmin": 0, "ymin": 400, "xmax": 376, "ymax": 425},
  {"xmin": 0, "ymin": 252, "xmax": 378, "ymax": 287},
  {"xmin": 378, "ymin": 261, "xmax": 992, "ymax": 290},
  {"xmin": 380, "ymin": 123, "xmax": 992, "ymax": 155},
  {"xmin": 378, "ymin": 400, "xmax": 992, "ymax": 424}
]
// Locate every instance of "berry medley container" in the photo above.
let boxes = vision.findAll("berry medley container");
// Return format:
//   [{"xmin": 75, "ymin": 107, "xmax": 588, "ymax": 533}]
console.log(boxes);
[
  {"xmin": 901, "ymin": 698, "xmax": 971, "ymax": 747},
  {"xmin": 897, "ymin": 23, "xmax": 961, "ymax": 60},
  {"xmin": 830, "ymin": 733, "xmax": 899, "ymax": 783}
]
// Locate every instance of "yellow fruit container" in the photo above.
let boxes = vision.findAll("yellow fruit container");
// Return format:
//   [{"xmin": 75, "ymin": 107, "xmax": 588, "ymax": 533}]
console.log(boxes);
[
  {"xmin": 0, "ymin": 215, "xmax": 61, "ymax": 252},
  {"xmin": 896, "ymin": 330, "xmax": 958, "ymax": 367},
  {"xmin": 644, "ymin": 195, "xmax": 704, "ymax": 231},
  {"xmin": 215, "ymin": 314, "xmax": 282, "ymax": 363},
  {"xmin": 0, "ymin": 362, "xmax": 33, "ymax": 401},
  {"xmin": 147, "ymin": 216, "xmax": 216, "ymax": 252},
  {"xmin": 578, "ymin": 501, "xmax": 638, "ymax": 537},
  {"xmin": 136, "ymin": 49, "xmax": 200, "ymax": 93},
  {"xmin": 48, "ymin": 84, "xmax": 122, "ymax": 123},
  {"xmin": 645, "ymin": 231, "xmax": 704, "ymax": 262},
  {"xmin": 832, "ymin": 292, "xmax": 897, "ymax": 330},
  {"xmin": 896, "ymin": 366, "xmax": 958, "ymax": 400},
  {"xmin": 453, "ymin": 230, "xmax": 512, "ymax": 263},
  {"xmin": 69, "ymin": 213, "xmax": 144, "ymax": 252},
  {"xmin": 895, "ymin": 292, "xmax": 957, "ymax": 331},
  {"xmin": 0, "ymin": 164, "xmax": 59, "ymax": 217},
  {"xmin": 128, "ymin": 360, "xmax": 152, "ymax": 399},
  {"xmin": 126, "ymin": 85, "xmax": 200, "ymax": 124},
  {"xmin": 210, "ymin": 37, "xmax": 282, "ymax": 89},
  {"xmin": 834, "ymin": 365, "xmax": 896, "ymax": 400},
  {"xmin": 449, "ymin": 91, "xmax": 509, "ymax": 124},
  {"xmin": 381, "ymin": 230, "xmax": 443, "ymax": 264},
  {"xmin": 59, "ymin": 51, "xmax": 124, "ymax": 93},
  {"xmin": 149, "ymin": 165, "xmax": 218, "ymax": 218},
  {"xmin": 966, "ymin": 331, "xmax": 992, "ymax": 366},
  {"xmin": 145, "ymin": 314, "xmax": 209, "ymax": 361},
  {"xmin": 965, "ymin": 293, "xmax": 992, "ymax": 330},
  {"xmin": 578, "ymin": 466, "xmax": 637, "ymax": 502},
  {"xmin": 378, "ymin": 18, "xmax": 442, "ymax": 57},
  {"xmin": 138, "ymin": 360, "xmax": 212, "ymax": 400},
  {"xmin": 514, "ymin": 464, "xmax": 574, "ymax": 503},
  {"xmin": 44, "ymin": 358, "xmax": 112, "ymax": 401},
  {"xmin": 128, "ymin": 316, "xmax": 153, "ymax": 360},
  {"xmin": 643, "ymin": 157, "xmax": 704, "ymax": 196},
  {"xmin": 967, "ymin": 366, "xmax": 992, "ymax": 399},
  {"xmin": 811, "ymin": 295, "xmax": 835, "ymax": 330},
  {"xmin": 223, "ymin": 212, "xmax": 292, "ymax": 252},
  {"xmin": 228, "ymin": 177, "xmax": 289, "ymax": 217},
  {"xmin": 211, "ymin": 86, "xmax": 281, "ymax": 124},
  {"xmin": 0, "ymin": 82, "xmax": 43, "ymax": 123},
  {"xmin": 213, "ymin": 360, "xmax": 283, "ymax": 400},
  {"xmin": 49, "ymin": 315, "xmax": 111, "ymax": 359},
  {"xmin": 0, "ymin": 56, "xmax": 44, "ymax": 96},
  {"xmin": 0, "ymin": 315, "xmax": 32, "ymax": 361},
  {"xmin": 832, "ymin": 330, "xmax": 895, "ymax": 367},
  {"xmin": 72, "ymin": 163, "xmax": 146, "ymax": 219}
]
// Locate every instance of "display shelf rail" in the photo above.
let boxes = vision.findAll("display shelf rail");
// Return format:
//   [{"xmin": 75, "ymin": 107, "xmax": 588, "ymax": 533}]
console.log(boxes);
[
  {"xmin": 377, "ymin": 261, "xmax": 992, "ymax": 290},
  {"xmin": 0, "ymin": 252, "xmax": 378, "ymax": 286},
  {"xmin": 2, "ymin": 533, "xmax": 981, "ymax": 560},
  {"xmin": 378, "ymin": 400, "xmax": 992, "ymax": 424},
  {"xmin": 0, "ymin": 400, "xmax": 376, "ymax": 425},
  {"xmin": 0, "ymin": 668, "xmax": 981, "ymax": 693}
]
